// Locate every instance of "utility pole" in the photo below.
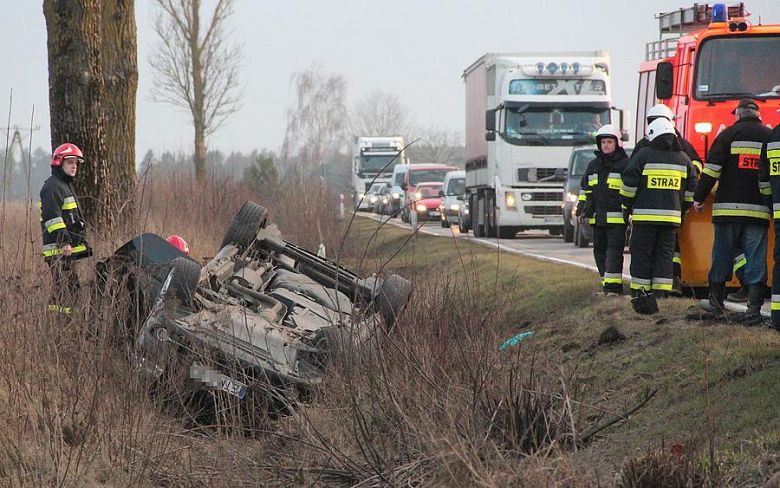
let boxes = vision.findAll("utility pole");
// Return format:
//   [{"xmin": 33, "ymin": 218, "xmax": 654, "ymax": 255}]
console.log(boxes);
[{"xmin": 1, "ymin": 125, "xmax": 41, "ymax": 198}]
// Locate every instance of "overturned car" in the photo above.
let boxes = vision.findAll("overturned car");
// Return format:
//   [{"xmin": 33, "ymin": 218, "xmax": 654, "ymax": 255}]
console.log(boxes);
[{"xmin": 97, "ymin": 202, "xmax": 412, "ymax": 412}]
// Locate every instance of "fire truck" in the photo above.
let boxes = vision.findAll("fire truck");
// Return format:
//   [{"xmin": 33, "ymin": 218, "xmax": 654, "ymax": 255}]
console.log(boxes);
[{"xmin": 638, "ymin": 3, "xmax": 780, "ymax": 289}]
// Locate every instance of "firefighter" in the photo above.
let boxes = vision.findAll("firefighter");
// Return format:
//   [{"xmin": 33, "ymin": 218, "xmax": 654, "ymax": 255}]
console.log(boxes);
[
  {"xmin": 694, "ymin": 98, "xmax": 771, "ymax": 321},
  {"xmin": 632, "ymin": 103, "xmax": 703, "ymax": 296},
  {"xmin": 621, "ymin": 118, "xmax": 696, "ymax": 314},
  {"xmin": 40, "ymin": 143, "xmax": 92, "ymax": 314},
  {"xmin": 575, "ymin": 125, "xmax": 629, "ymax": 296},
  {"xmin": 757, "ymin": 110, "xmax": 780, "ymax": 331}
]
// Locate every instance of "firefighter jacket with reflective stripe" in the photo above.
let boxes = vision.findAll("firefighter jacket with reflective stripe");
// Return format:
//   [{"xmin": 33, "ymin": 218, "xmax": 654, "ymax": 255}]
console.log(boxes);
[
  {"xmin": 694, "ymin": 116, "xmax": 771, "ymax": 226},
  {"xmin": 576, "ymin": 147, "xmax": 629, "ymax": 226},
  {"xmin": 39, "ymin": 169, "xmax": 90, "ymax": 261},
  {"xmin": 633, "ymin": 131, "xmax": 702, "ymax": 172},
  {"xmin": 620, "ymin": 134, "xmax": 696, "ymax": 227},
  {"xmin": 757, "ymin": 125, "xmax": 780, "ymax": 219}
]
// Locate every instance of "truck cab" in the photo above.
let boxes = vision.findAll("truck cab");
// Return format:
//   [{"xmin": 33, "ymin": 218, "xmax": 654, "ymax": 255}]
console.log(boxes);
[{"xmin": 352, "ymin": 136, "xmax": 407, "ymax": 209}]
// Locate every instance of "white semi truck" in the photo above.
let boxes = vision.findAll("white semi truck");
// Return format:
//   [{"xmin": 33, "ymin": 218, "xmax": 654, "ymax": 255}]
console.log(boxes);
[
  {"xmin": 463, "ymin": 52, "xmax": 625, "ymax": 238},
  {"xmin": 352, "ymin": 136, "xmax": 408, "ymax": 210}
]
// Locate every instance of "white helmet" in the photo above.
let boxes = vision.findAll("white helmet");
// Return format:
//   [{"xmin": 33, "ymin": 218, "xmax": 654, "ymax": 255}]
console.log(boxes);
[
  {"xmin": 646, "ymin": 103, "xmax": 675, "ymax": 121},
  {"xmin": 595, "ymin": 124, "xmax": 623, "ymax": 147},
  {"xmin": 647, "ymin": 117, "xmax": 676, "ymax": 142}
]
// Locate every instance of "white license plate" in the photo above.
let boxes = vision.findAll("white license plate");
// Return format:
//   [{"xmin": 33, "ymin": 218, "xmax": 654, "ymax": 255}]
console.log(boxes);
[
  {"xmin": 429, "ymin": 211, "xmax": 441, "ymax": 217},
  {"xmin": 219, "ymin": 375, "xmax": 247, "ymax": 399}
]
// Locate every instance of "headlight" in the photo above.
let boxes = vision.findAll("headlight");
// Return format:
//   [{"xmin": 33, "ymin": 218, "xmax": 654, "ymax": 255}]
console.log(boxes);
[
  {"xmin": 358, "ymin": 192, "xmax": 365, "ymax": 200},
  {"xmin": 382, "ymin": 197, "xmax": 388, "ymax": 204},
  {"xmin": 369, "ymin": 196, "xmax": 378, "ymax": 203},
  {"xmin": 505, "ymin": 191, "xmax": 517, "ymax": 209},
  {"xmin": 566, "ymin": 192, "xmax": 578, "ymax": 203},
  {"xmin": 449, "ymin": 204, "xmax": 460, "ymax": 211},
  {"xmin": 415, "ymin": 192, "xmax": 422, "ymax": 199},
  {"xmin": 392, "ymin": 192, "xmax": 400, "ymax": 199},
  {"xmin": 521, "ymin": 193, "xmax": 533, "ymax": 201},
  {"xmin": 464, "ymin": 208, "xmax": 470, "ymax": 215},
  {"xmin": 416, "ymin": 204, "xmax": 427, "ymax": 212}
]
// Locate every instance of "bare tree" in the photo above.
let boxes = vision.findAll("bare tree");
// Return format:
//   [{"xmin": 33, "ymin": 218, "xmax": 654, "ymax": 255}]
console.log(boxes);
[
  {"xmin": 407, "ymin": 126, "xmax": 465, "ymax": 166},
  {"xmin": 350, "ymin": 91, "xmax": 416, "ymax": 139},
  {"xmin": 281, "ymin": 66, "xmax": 348, "ymax": 177},
  {"xmin": 43, "ymin": 0, "xmax": 137, "ymax": 228},
  {"xmin": 149, "ymin": 0, "xmax": 243, "ymax": 182}
]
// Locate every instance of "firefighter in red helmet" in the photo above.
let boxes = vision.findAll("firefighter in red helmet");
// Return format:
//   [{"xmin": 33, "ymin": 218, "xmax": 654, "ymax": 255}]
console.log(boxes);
[{"xmin": 40, "ymin": 143, "xmax": 92, "ymax": 314}]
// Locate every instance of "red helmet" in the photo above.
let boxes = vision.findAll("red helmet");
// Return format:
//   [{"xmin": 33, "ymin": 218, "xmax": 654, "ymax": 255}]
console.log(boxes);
[
  {"xmin": 51, "ymin": 143, "xmax": 84, "ymax": 167},
  {"xmin": 166, "ymin": 235, "xmax": 190, "ymax": 255}
]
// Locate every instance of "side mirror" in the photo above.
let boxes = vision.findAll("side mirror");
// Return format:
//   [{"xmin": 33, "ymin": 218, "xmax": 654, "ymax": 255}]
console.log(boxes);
[
  {"xmin": 486, "ymin": 131, "xmax": 496, "ymax": 142},
  {"xmin": 656, "ymin": 61, "xmax": 674, "ymax": 100},
  {"xmin": 401, "ymin": 183, "xmax": 408, "ymax": 191},
  {"xmin": 438, "ymin": 190, "xmax": 444, "ymax": 197},
  {"xmin": 485, "ymin": 109, "xmax": 496, "ymax": 132}
]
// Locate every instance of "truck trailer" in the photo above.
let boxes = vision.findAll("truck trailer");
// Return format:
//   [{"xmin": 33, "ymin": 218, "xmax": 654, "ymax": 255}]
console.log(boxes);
[{"xmin": 463, "ymin": 52, "xmax": 625, "ymax": 238}]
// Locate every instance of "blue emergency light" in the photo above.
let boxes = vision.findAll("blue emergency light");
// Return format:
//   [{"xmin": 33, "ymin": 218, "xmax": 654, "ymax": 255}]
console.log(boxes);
[{"xmin": 711, "ymin": 3, "xmax": 728, "ymax": 23}]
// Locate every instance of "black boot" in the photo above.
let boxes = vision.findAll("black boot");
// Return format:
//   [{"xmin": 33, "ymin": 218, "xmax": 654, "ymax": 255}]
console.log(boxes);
[
  {"xmin": 670, "ymin": 277, "xmax": 684, "ymax": 297},
  {"xmin": 726, "ymin": 286, "xmax": 749, "ymax": 302},
  {"xmin": 631, "ymin": 289, "xmax": 658, "ymax": 315},
  {"xmin": 732, "ymin": 285, "xmax": 765, "ymax": 326},
  {"xmin": 701, "ymin": 282, "xmax": 726, "ymax": 316}
]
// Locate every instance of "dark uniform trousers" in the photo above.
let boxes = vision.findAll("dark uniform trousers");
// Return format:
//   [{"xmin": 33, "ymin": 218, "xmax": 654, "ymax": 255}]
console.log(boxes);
[
  {"xmin": 629, "ymin": 225, "xmax": 676, "ymax": 294},
  {"xmin": 772, "ymin": 221, "xmax": 780, "ymax": 326},
  {"xmin": 49, "ymin": 258, "xmax": 80, "ymax": 315},
  {"xmin": 592, "ymin": 225, "xmax": 627, "ymax": 293}
]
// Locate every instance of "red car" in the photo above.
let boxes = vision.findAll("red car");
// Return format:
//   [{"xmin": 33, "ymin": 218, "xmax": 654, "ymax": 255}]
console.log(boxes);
[{"xmin": 411, "ymin": 182, "xmax": 444, "ymax": 222}]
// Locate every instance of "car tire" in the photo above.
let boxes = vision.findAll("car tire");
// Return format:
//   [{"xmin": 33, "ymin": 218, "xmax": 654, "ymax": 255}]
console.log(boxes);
[
  {"xmin": 498, "ymin": 226, "xmax": 516, "ymax": 239},
  {"xmin": 221, "ymin": 202, "xmax": 269, "ymax": 249},
  {"xmin": 563, "ymin": 217, "xmax": 574, "ymax": 243},
  {"xmin": 376, "ymin": 274, "xmax": 413, "ymax": 329},
  {"xmin": 549, "ymin": 227, "xmax": 562, "ymax": 237},
  {"xmin": 168, "ymin": 256, "xmax": 201, "ymax": 303},
  {"xmin": 441, "ymin": 218, "xmax": 449, "ymax": 228},
  {"xmin": 485, "ymin": 194, "xmax": 497, "ymax": 238}
]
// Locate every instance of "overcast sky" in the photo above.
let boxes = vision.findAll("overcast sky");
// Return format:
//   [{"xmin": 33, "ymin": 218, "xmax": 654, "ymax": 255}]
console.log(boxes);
[{"xmin": 2, "ymin": 0, "xmax": 780, "ymax": 158}]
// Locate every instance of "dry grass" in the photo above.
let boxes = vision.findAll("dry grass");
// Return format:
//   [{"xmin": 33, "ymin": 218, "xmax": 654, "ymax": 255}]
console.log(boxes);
[{"xmin": 0, "ymin": 175, "xmax": 776, "ymax": 486}]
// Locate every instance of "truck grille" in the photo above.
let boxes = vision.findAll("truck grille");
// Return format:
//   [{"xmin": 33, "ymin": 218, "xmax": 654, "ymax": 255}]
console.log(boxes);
[
  {"xmin": 517, "ymin": 168, "xmax": 565, "ymax": 183},
  {"xmin": 528, "ymin": 192, "xmax": 563, "ymax": 202},
  {"xmin": 524, "ymin": 205, "xmax": 560, "ymax": 216}
]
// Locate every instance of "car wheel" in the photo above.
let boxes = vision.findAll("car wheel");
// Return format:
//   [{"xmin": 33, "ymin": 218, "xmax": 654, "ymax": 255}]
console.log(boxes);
[
  {"xmin": 441, "ymin": 218, "xmax": 449, "ymax": 228},
  {"xmin": 498, "ymin": 226, "xmax": 516, "ymax": 239},
  {"xmin": 376, "ymin": 274, "xmax": 413, "ymax": 329},
  {"xmin": 485, "ymin": 194, "xmax": 497, "ymax": 238},
  {"xmin": 563, "ymin": 216, "xmax": 574, "ymax": 243},
  {"xmin": 221, "ymin": 202, "xmax": 269, "ymax": 249},
  {"xmin": 168, "ymin": 256, "xmax": 201, "ymax": 303}
]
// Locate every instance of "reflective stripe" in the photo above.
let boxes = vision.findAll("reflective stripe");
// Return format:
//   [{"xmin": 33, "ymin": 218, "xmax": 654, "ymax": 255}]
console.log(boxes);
[
  {"xmin": 768, "ymin": 147, "xmax": 780, "ymax": 158},
  {"xmin": 772, "ymin": 294, "xmax": 780, "ymax": 310},
  {"xmin": 644, "ymin": 163, "xmax": 686, "ymax": 172},
  {"xmin": 632, "ymin": 208, "xmax": 681, "ymax": 217},
  {"xmin": 684, "ymin": 190, "xmax": 694, "ymax": 202},
  {"xmin": 702, "ymin": 164, "xmax": 721, "ymax": 178},
  {"xmin": 620, "ymin": 184, "xmax": 637, "ymax": 198},
  {"xmin": 712, "ymin": 202, "xmax": 770, "ymax": 220},
  {"xmin": 772, "ymin": 302, "xmax": 780, "ymax": 311},
  {"xmin": 643, "ymin": 168, "xmax": 687, "ymax": 178},
  {"xmin": 45, "ymin": 217, "xmax": 66, "ymax": 233},
  {"xmin": 730, "ymin": 140, "xmax": 763, "ymax": 155},
  {"xmin": 768, "ymin": 142, "xmax": 780, "ymax": 151},
  {"xmin": 632, "ymin": 214, "xmax": 681, "ymax": 224},
  {"xmin": 607, "ymin": 172, "xmax": 622, "ymax": 179},
  {"xmin": 630, "ymin": 277, "xmax": 652, "ymax": 290},
  {"xmin": 62, "ymin": 197, "xmax": 77, "ymax": 210},
  {"xmin": 48, "ymin": 304, "xmax": 72, "ymax": 314},
  {"xmin": 588, "ymin": 174, "xmax": 598, "ymax": 187},
  {"xmin": 759, "ymin": 181, "xmax": 772, "ymax": 196},
  {"xmin": 652, "ymin": 278, "xmax": 673, "ymax": 291},
  {"xmin": 603, "ymin": 272, "xmax": 623, "ymax": 285},
  {"xmin": 606, "ymin": 212, "xmax": 625, "ymax": 224},
  {"xmin": 578, "ymin": 194, "xmax": 587, "ymax": 201},
  {"xmin": 42, "ymin": 244, "xmax": 87, "ymax": 258},
  {"xmin": 733, "ymin": 253, "xmax": 746, "ymax": 272},
  {"xmin": 673, "ymin": 252, "xmax": 681, "ymax": 264},
  {"xmin": 588, "ymin": 217, "xmax": 596, "ymax": 225}
]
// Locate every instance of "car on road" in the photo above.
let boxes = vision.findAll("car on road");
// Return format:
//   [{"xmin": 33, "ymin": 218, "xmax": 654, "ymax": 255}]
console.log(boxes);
[
  {"xmin": 411, "ymin": 182, "xmax": 444, "ymax": 222},
  {"xmin": 96, "ymin": 202, "xmax": 412, "ymax": 423},
  {"xmin": 374, "ymin": 184, "xmax": 393, "ymax": 215},
  {"xmin": 400, "ymin": 164, "xmax": 457, "ymax": 222},
  {"xmin": 389, "ymin": 164, "xmax": 409, "ymax": 216},
  {"xmin": 365, "ymin": 183, "xmax": 386, "ymax": 213},
  {"xmin": 438, "ymin": 170, "xmax": 465, "ymax": 228}
]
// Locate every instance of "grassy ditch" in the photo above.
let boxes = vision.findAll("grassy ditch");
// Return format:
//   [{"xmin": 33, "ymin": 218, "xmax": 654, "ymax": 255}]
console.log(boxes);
[{"xmin": 0, "ymin": 176, "xmax": 777, "ymax": 486}]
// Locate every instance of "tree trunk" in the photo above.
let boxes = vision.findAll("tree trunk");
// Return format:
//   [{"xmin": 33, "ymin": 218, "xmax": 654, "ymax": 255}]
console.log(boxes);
[
  {"xmin": 101, "ymin": 0, "xmax": 138, "ymax": 224},
  {"xmin": 43, "ymin": 0, "xmax": 109, "ymax": 227},
  {"xmin": 190, "ymin": 0, "xmax": 207, "ymax": 182}
]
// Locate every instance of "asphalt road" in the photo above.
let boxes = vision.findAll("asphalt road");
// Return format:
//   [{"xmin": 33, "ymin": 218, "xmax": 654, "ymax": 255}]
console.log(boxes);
[{"xmin": 358, "ymin": 211, "xmax": 630, "ymax": 278}]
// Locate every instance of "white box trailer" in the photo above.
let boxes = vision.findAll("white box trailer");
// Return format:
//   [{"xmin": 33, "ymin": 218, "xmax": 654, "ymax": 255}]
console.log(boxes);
[
  {"xmin": 463, "ymin": 52, "xmax": 624, "ymax": 238},
  {"xmin": 352, "ymin": 136, "xmax": 408, "ymax": 209}
]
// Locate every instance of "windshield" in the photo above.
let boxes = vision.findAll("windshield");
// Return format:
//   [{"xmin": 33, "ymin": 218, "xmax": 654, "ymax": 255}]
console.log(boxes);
[
  {"xmin": 695, "ymin": 36, "xmax": 780, "ymax": 99},
  {"xmin": 393, "ymin": 171, "xmax": 406, "ymax": 186},
  {"xmin": 369, "ymin": 183, "xmax": 384, "ymax": 193},
  {"xmin": 504, "ymin": 106, "xmax": 609, "ymax": 146},
  {"xmin": 569, "ymin": 151, "xmax": 593, "ymax": 177},
  {"xmin": 416, "ymin": 185, "xmax": 442, "ymax": 198},
  {"xmin": 409, "ymin": 169, "xmax": 450, "ymax": 185},
  {"xmin": 360, "ymin": 154, "xmax": 398, "ymax": 173},
  {"xmin": 446, "ymin": 177, "xmax": 465, "ymax": 195}
]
